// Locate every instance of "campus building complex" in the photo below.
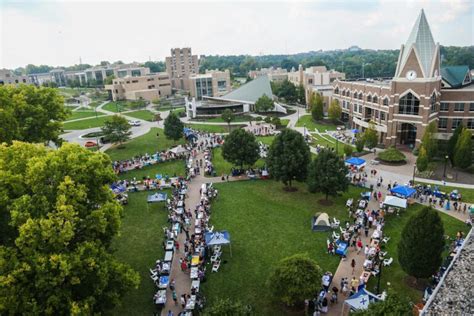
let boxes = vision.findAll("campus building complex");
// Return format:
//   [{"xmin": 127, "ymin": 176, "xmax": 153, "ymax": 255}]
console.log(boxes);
[
  {"xmin": 165, "ymin": 47, "xmax": 199, "ymax": 91},
  {"xmin": 0, "ymin": 69, "xmax": 31, "ymax": 85},
  {"xmin": 189, "ymin": 70, "xmax": 231, "ymax": 100},
  {"xmin": 105, "ymin": 72, "xmax": 172, "ymax": 102},
  {"xmin": 331, "ymin": 9, "xmax": 474, "ymax": 148},
  {"xmin": 248, "ymin": 67, "xmax": 289, "ymax": 83}
]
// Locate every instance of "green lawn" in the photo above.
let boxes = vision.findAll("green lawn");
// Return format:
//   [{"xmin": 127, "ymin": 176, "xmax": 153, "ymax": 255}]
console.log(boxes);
[
  {"xmin": 111, "ymin": 191, "xmax": 169, "ymax": 315},
  {"xmin": 210, "ymin": 147, "xmax": 267, "ymax": 176},
  {"xmin": 296, "ymin": 115, "xmax": 338, "ymax": 132},
  {"xmin": 193, "ymin": 115, "xmax": 254, "ymax": 123},
  {"xmin": 66, "ymin": 111, "xmax": 105, "ymax": 121},
  {"xmin": 415, "ymin": 182, "xmax": 474, "ymax": 203},
  {"xmin": 280, "ymin": 119, "xmax": 290, "ymax": 127},
  {"xmin": 118, "ymin": 159, "xmax": 186, "ymax": 180},
  {"xmin": 58, "ymin": 87, "xmax": 96, "ymax": 96},
  {"xmin": 366, "ymin": 204, "xmax": 470, "ymax": 302},
  {"xmin": 202, "ymin": 181, "xmax": 365, "ymax": 315},
  {"xmin": 155, "ymin": 105, "xmax": 185, "ymax": 112},
  {"xmin": 105, "ymin": 127, "xmax": 185, "ymax": 161},
  {"xmin": 310, "ymin": 134, "xmax": 346, "ymax": 156},
  {"xmin": 256, "ymin": 136, "xmax": 275, "ymax": 146},
  {"xmin": 103, "ymin": 101, "xmax": 146, "ymax": 113},
  {"xmin": 185, "ymin": 124, "xmax": 246, "ymax": 134},
  {"xmin": 63, "ymin": 115, "xmax": 112, "ymax": 130},
  {"xmin": 125, "ymin": 110, "xmax": 156, "ymax": 122}
]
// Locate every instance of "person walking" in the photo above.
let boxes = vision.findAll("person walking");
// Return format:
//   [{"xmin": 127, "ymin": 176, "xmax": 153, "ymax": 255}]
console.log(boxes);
[
  {"xmin": 172, "ymin": 290, "xmax": 178, "ymax": 305},
  {"xmin": 351, "ymin": 259, "xmax": 356, "ymax": 275},
  {"xmin": 356, "ymin": 238, "xmax": 363, "ymax": 254}
]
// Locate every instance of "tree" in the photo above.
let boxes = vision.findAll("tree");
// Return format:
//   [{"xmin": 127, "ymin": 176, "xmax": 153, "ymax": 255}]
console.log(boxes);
[
  {"xmin": 362, "ymin": 122, "xmax": 378, "ymax": 149},
  {"xmin": 221, "ymin": 109, "xmax": 235, "ymax": 133},
  {"xmin": 0, "ymin": 85, "xmax": 68, "ymax": 145},
  {"xmin": 254, "ymin": 94, "xmax": 274, "ymax": 112},
  {"xmin": 0, "ymin": 142, "xmax": 139, "ymax": 314},
  {"xmin": 271, "ymin": 116, "xmax": 282, "ymax": 129},
  {"xmin": 416, "ymin": 146, "xmax": 429, "ymax": 172},
  {"xmin": 328, "ymin": 99, "xmax": 342, "ymax": 123},
  {"xmin": 307, "ymin": 149, "xmax": 349, "ymax": 200},
  {"xmin": 222, "ymin": 129, "xmax": 260, "ymax": 169},
  {"xmin": 268, "ymin": 254, "xmax": 323, "ymax": 306},
  {"xmin": 398, "ymin": 207, "xmax": 444, "ymax": 280},
  {"xmin": 203, "ymin": 298, "xmax": 249, "ymax": 316},
  {"xmin": 273, "ymin": 79, "xmax": 297, "ymax": 103},
  {"xmin": 453, "ymin": 129, "xmax": 473, "ymax": 169},
  {"xmin": 164, "ymin": 111, "xmax": 184, "ymax": 142},
  {"xmin": 343, "ymin": 144, "xmax": 353, "ymax": 156},
  {"xmin": 352, "ymin": 292, "xmax": 412, "ymax": 316},
  {"xmin": 311, "ymin": 93, "xmax": 324, "ymax": 121},
  {"xmin": 267, "ymin": 129, "xmax": 311, "ymax": 190},
  {"xmin": 355, "ymin": 136, "xmax": 365, "ymax": 152},
  {"xmin": 101, "ymin": 115, "xmax": 132, "ymax": 147},
  {"xmin": 421, "ymin": 121, "xmax": 438, "ymax": 160},
  {"xmin": 297, "ymin": 84, "xmax": 306, "ymax": 104},
  {"xmin": 104, "ymin": 75, "xmax": 115, "ymax": 85},
  {"xmin": 447, "ymin": 124, "xmax": 464, "ymax": 165}
]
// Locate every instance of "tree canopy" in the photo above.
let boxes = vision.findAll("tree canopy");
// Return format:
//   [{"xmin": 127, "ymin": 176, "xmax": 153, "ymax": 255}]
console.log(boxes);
[
  {"xmin": 453, "ymin": 128, "xmax": 473, "ymax": 169},
  {"xmin": 352, "ymin": 292, "xmax": 412, "ymax": 316},
  {"xmin": 398, "ymin": 206, "xmax": 445, "ymax": 280},
  {"xmin": 221, "ymin": 109, "xmax": 235, "ymax": 133},
  {"xmin": 421, "ymin": 122, "xmax": 438, "ymax": 160},
  {"xmin": 0, "ymin": 142, "xmax": 139, "ymax": 315},
  {"xmin": 203, "ymin": 298, "xmax": 249, "ymax": 316},
  {"xmin": 222, "ymin": 129, "xmax": 260, "ymax": 169},
  {"xmin": 447, "ymin": 123, "xmax": 464, "ymax": 164},
  {"xmin": 362, "ymin": 122, "xmax": 378, "ymax": 149},
  {"xmin": 0, "ymin": 85, "xmax": 68, "ymax": 145},
  {"xmin": 254, "ymin": 94, "xmax": 274, "ymax": 112},
  {"xmin": 101, "ymin": 115, "xmax": 132, "ymax": 146},
  {"xmin": 307, "ymin": 149, "xmax": 349, "ymax": 200},
  {"xmin": 268, "ymin": 254, "xmax": 323, "ymax": 306},
  {"xmin": 164, "ymin": 112, "xmax": 184, "ymax": 142},
  {"xmin": 311, "ymin": 92, "xmax": 324, "ymax": 121},
  {"xmin": 328, "ymin": 99, "xmax": 341, "ymax": 123},
  {"xmin": 267, "ymin": 129, "xmax": 311, "ymax": 189},
  {"xmin": 272, "ymin": 79, "xmax": 297, "ymax": 103}
]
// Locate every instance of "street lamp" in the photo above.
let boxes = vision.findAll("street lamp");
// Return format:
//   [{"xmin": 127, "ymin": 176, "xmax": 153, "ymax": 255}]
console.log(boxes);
[
  {"xmin": 412, "ymin": 164, "xmax": 416, "ymax": 185},
  {"xmin": 443, "ymin": 155, "xmax": 449, "ymax": 178}
]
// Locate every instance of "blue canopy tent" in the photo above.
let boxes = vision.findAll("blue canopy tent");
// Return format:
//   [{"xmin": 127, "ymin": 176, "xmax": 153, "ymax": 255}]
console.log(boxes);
[
  {"xmin": 352, "ymin": 129, "xmax": 360, "ymax": 134},
  {"xmin": 205, "ymin": 231, "xmax": 232, "ymax": 256},
  {"xmin": 345, "ymin": 157, "xmax": 366, "ymax": 167},
  {"xmin": 147, "ymin": 192, "xmax": 168, "ymax": 203},
  {"xmin": 110, "ymin": 183, "xmax": 126, "ymax": 194},
  {"xmin": 390, "ymin": 185, "xmax": 416, "ymax": 198},
  {"xmin": 344, "ymin": 288, "xmax": 381, "ymax": 312},
  {"xmin": 335, "ymin": 240, "xmax": 349, "ymax": 256},
  {"xmin": 183, "ymin": 128, "xmax": 198, "ymax": 141},
  {"xmin": 361, "ymin": 191, "xmax": 371, "ymax": 200}
]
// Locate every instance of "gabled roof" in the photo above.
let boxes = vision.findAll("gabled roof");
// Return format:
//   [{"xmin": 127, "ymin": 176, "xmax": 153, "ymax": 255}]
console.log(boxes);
[
  {"xmin": 441, "ymin": 66, "xmax": 471, "ymax": 88},
  {"xmin": 221, "ymin": 75, "xmax": 273, "ymax": 104},
  {"xmin": 401, "ymin": 9, "xmax": 436, "ymax": 77}
]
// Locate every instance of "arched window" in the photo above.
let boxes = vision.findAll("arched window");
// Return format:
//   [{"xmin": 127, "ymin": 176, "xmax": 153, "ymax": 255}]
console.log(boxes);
[
  {"xmin": 430, "ymin": 93, "xmax": 437, "ymax": 112},
  {"xmin": 367, "ymin": 95, "xmax": 372, "ymax": 103},
  {"xmin": 398, "ymin": 92, "xmax": 420, "ymax": 115},
  {"xmin": 353, "ymin": 92, "xmax": 358, "ymax": 98},
  {"xmin": 373, "ymin": 96, "xmax": 378, "ymax": 104},
  {"xmin": 358, "ymin": 92, "xmax": 363, "ymax": 100},
  {"xmin": 334, "ymin": 87, "xmax": 339, "ymax": 94},
  {"xmin": 383, "ymin": 97, "xmax": 389, "ymax": 106}
]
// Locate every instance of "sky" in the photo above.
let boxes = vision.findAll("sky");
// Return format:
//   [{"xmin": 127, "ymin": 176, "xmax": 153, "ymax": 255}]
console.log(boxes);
[{"xmin": 0, "ymin": 0, "xmax": 473, "ymax": 69}]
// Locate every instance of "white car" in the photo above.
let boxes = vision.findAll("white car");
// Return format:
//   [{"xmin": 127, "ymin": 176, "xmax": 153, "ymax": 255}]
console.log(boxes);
[{"xmin": 128, "ymin": 120, "xmax": 141, "ymax": 126}]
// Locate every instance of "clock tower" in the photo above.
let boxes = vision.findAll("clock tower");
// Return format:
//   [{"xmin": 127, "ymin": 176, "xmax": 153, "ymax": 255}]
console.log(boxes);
[{"xmin": 388, "ymin": 9, "xmax": 442, "ymax": 148}]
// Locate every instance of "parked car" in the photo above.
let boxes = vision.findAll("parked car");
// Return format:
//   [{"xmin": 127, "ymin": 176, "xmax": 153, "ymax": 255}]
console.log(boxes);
[
  {"xmin": 129, "ymin": 120, "xmax": 141, "ymax": 126},
  {"xmin": 84, "ymin": 141, "xmax": 97, "ymax": 148}
]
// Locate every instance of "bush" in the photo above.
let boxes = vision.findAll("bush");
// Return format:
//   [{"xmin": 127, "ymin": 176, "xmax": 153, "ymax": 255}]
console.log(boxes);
[
  {"xmin": 271, "ymin": 116, "xmax": 281, "ymax": 127},
  {"xmin": 377, "ymin": 146, "xmax": 406, "ymax": 163},
  {"xmin": 255, "ymin": 116, "xmax": 263, "ymax": 122},
  {"xmin": 343, "ymin": 144, "xmax": 353, "ymax": 156},
  {"xmin": 355, "ymin": 137, "xmax": 365, "ymax": 152},
  {"xmin": 264, "ymin": 116, "xmax": 272, "ymax": 124},
  {"xmin": 416, "ymin": 146, "xmax": 429, "ymax": 172}
]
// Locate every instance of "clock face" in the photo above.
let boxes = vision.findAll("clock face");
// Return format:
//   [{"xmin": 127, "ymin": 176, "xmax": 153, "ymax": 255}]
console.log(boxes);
[{"xmin": 406, "ymin": 70, "xmax": 417, "ymax": 80}]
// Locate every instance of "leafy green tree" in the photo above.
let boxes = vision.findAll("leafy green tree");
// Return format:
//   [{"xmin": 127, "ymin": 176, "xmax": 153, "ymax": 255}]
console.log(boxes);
[
  {"xmin": 362, "ymin": 122, "xmax": 378, "ymax": 149},
  {"xmin": 311, "ymin": 93, "xmax": 324, "ymax": 121},
  {"xmin": 398, "ymin": 207, "xmax": 444, "ymax": 280},
  {"xmin": 222, "ymin": 129, "xmax": 260, "ymax": 169},
  {"xmin": 352, "ymin": 292, "xmax": 412, "ymax": 316},
  {"xmin": 203, "ymin": 298, "xmax": 250, "ymax": 316},
  {"xmin": 355, "ymin": 136, "xmax": 365, "ymax": 152},
  {"xmin": 328, "ymin": 99, "xmax": 342, "ymax": 123},
  {"xmin": 297, "ymin": 84, "xmax": 306, "ymax": 104},
  {"xmin": 0, "ymin": 142, "xmax": 139, "ymax": 315},
  {"xmin": 104, "ymin": 75, "xmax": 115, "ymax": 85},
  {"xmin": 264, "ymin": 116, "xmax": 272, "ymax": 124},
  {"xmin": 453, "ymin": 129, "xmax": 473, "ymax": 169},
  {"xmin": 447, "ymin": 123, "xmax": 464, "ymax": 164},
  {"xmin": 221, "ymin": 109, "xmax": 235, "ymax": 133},
  {"xmin": 143, "ymin": 61, "xmax": 165, "ymax": 73},
  {"xmin": 267, "ymin": 129, "xmax": 311, "ymax": 190},
  {"xmin": 268, "ymin": 254, "xmax": 322, "ymax": 306},
  {"xmin": 343, "ymin": 144, "xmax": 353, "ymax": 156},
  {"xmin": 271, "ymin": 116, "xmax": 282, "ymax": 128},
  {"xmin": 0, "ymin": 85, "xmax": 68, "ymax": 145},
  {"xmin": 308, "ymin": 149, "xmax": 349, "ymax": 200},
  {"xmin": 254, "ymin": 94, "xmax": 274, "ymax": 112},
  {"xmin": 101, "ymin": 115, "xmax": 132, "ymax": 147},
  {"xmin": 416, "ymin": 146, "xmax": 429, "ymax": 172},
  {"xmin": 421, "ymin": 122, "xmax": 438, "ymax": 160},
  {"xmin": 273, "ymin": 79, "xmax": 297, "ymax": 103},
  {"xmin": 164, "ymin": 112, "xmax": 184, "ymax": 142}
]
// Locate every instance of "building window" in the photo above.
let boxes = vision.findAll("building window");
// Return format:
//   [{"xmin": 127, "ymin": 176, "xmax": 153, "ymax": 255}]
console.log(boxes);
[
  {"xmin": 430, "ymin": 93, "xmax": 437, "ymax": 112},
  {"xmin": 358, "ymin": 92, "xmax": 363, "ymax": 100},
  {"xmin": 467, "ymin": 119, "xmax": 474, "ymax": 129},
  {"xmin": 22, "ymin": 79, "xmax": 26, "ymax": 83},
  {"xmin": 373, "ymin": 96, "xmax": 378, "ymax": 103},
  {"xmin": 367, "ymin": 95, "xmax": 372, "ymax": 102},
  {"xmin": 454, "ymin": 103, "xmax": 464, "ymax": 112},
  {"xmin": 353, "ymin": 92, "xmax": 358, "ymax": 98},
  {"xmin": 380, "ymin": 112, "xmax": 386, "ymax": 121},
  {"xmin": 398, "ymin": 92, "xmax": 420, "ymax": 115},
  {"xmin": 438, "ymin": 118, "xmax": 447, "ymax": 129},
  {"xmin": 440, "ymin": 102, "xmax": 449, "ymax": 111},
  {"xmin": 217, "ymin": 80, "xmax": 227, "ymax": 91},
  {"xmin": 334, "ymin": 87, "xmax": 339, "ymax": 94},
  {"xmin": 452, "ymin": 118, "xmax": 462, "ymax": 130},
  {"xmin": 383, "ymin": 97, "xmax": 389, "ymax": 106},
  {"xmin": 470, "ymin": 103, "xmax": 474, "ymax": 112}
]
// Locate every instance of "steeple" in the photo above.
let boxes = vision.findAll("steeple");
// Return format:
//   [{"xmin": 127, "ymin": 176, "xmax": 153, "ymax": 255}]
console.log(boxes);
[{"xmin": 399, "ymin": 9, "xmax": 437, "ymax": 77}]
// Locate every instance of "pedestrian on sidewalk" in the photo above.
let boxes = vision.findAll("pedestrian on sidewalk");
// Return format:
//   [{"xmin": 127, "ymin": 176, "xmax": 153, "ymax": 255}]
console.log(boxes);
[
  {"xmin": 172, "ymin": 290, "xmax": 178, "ymax": 305},
  {"xmin": 351, "ymin": 259, "xmax": 356, "ymax": 274},
  {"xmin": 356, "ymin": 238, "xmax": 363, "ymax": 254},
  {"xmin": 175, "ymin": 241, "xmax": 180, "ymax": 252},
  {"xmin": 169, "ymin": 278, "xmax": 175, "ymax": 291},
  {"xmin": 364, "ymin": 226, "xmax": 369, "ymax": 237},
  {"xmin": 180, "ymin": 294, "xmax": 186, "ymax": 308},
  {"xmin": 167, "ymin": 310, "xmax": 173, "ymax": 316}
]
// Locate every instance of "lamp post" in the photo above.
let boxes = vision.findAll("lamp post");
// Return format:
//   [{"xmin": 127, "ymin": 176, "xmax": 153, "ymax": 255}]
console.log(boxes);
[
  {"xmin": 443, "ymin": 155, "xmax": 449, "ymax": 178},
  {"xmin": 412, "ymin": 164, "xmax": 416, "ymax": 186}
]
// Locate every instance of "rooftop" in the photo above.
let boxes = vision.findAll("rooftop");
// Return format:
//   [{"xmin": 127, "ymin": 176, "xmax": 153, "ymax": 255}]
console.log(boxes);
[
  {"xmin": 219, "ymin": 75, "xmax": 273, "ymax": 104},
  {"xmin": 441, "ymin": 65, "xmax": 471, "ymax": 88}
]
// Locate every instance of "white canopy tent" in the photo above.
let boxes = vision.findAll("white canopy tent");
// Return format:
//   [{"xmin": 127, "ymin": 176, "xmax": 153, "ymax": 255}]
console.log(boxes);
[
  {"xmin": 170, "ymin": 145, "xmax": 188, "ymax": 155},
  {"xmin": 383, "ymin": 196, "xmax": 407, "ymax": 209}
]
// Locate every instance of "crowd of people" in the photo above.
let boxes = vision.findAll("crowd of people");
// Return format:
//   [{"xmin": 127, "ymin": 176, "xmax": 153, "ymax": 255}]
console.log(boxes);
[{"xmin": 112, "ymin": 149, "xmax": 189, "ymax": 175}]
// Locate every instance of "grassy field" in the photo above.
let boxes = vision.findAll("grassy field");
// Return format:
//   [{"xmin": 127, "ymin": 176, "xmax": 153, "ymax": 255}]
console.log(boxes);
[
  {"xmin": 111, "ymin": 191, "xmax": 169, "ymax": 315},
  {"xmin": 185, "ymin": 124, "xmax": 246, "ymax": 134},
  {"xmin": 256, "ymin": 136, "xmax": 275, "ymax": 146},
  {"xmin": 58, "ymin": 87, "xmax": 96, "ymax": 96},
  {"xmin": 105, "ymin": 127, "xmax": 185, "ymax": 161},
  {"xmin": 156, "ymin": 105, "xmax": 185, "ymax": 112},
  {"xmin": 296, "ymin": 115, "xmax": 338, "ymax": 132},
  {"xmin": 66, "ymin": 111, "xmax": 105, "ymax": 121},
  {"xmin": 118, "ymin": 159, "xmax": 186, "ymax": 180},
  {"xmin": 211, "ymin": 147, "xmax": 267, "ymax": 176},
  {"xmin": 310, "ymin": 134, "xmax": 346, "ymax": 156},
  {"xmin": 125, "ymin": 110, "xmax": 156, "ymax": 122},
  {"xmin": 193, "ymin": 115, "xmax": 254, "ymax": 123},
  {"xmin": 63, "ymin": 115, "xmax": 111, "ymax": 130},
  {"xmin": 280, "ymin": 119, "xmax": 290, "ymax": 127},
  {"xmin": 103, "ymin": 101, "xmax": 146, "ymax": 113},
  {"xmin": 366, "ymin": 204, "xmax": 470, "ymax": 301},
  {"xmin": 202, "ymin": 181, "xmax": 365, "ymax": 315},
  {"xmin": 415, "ymin": 182, "xmax": 474, "ymax": 203}
]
